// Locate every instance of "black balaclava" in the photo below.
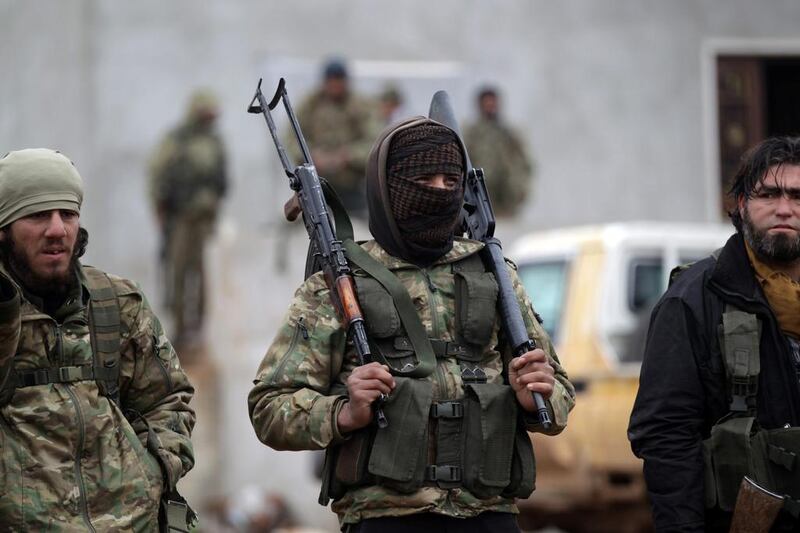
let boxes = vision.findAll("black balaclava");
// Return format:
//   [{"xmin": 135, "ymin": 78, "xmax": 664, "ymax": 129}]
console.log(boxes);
[
  {"xmin": 387, "ymin": 123, "xmax": 464, "ymax": 264},
  {"xmin": 367, "ymin": 117, "xmax": 468, "ymax": 266},
  {"xmin": 367, "ymin": 117, "xmax": 466, "ymax": 267}
]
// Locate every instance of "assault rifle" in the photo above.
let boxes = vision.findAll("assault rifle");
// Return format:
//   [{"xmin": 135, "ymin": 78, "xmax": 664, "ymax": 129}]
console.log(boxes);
[
  {"xmin": 248, "ymin": 78, "xmax": 388, "ymax": 428},
  {"xmin": 429, "ymin": 91, "xmax": 552, "ymax": 429},
  {"xmin": 729, "ymin": 476, "xmax": 785, "ymax": 533}
]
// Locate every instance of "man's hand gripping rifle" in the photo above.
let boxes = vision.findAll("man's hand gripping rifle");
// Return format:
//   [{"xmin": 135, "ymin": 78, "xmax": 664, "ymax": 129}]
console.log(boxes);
[
  {"xmin": 429, "ymin": 90, "xmax": 552, "ymax": 429},
  {"xmin": 248, "ymin": 78, "xmax": 388, "ymax": 429}
]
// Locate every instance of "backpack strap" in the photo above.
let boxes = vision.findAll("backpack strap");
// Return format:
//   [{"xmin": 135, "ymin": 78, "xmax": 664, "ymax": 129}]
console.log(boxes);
[{"xmin": 82, "ymin": 266, "xmax": 122, "ymax": 404}]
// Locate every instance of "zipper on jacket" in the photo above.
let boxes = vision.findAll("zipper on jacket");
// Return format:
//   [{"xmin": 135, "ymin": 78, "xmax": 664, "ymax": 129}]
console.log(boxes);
[
  {"xmin": 269, "ymin": 319, "xmax": 304, "ymax": 384},
  {"xmin": 421, "ymin": 268, "xmax": 441, "ymax": 339},
  {"xmin": 153, "ymin": 335, "xmax": 174, "ymax": 394},
  {"xmin": 57, "ymin": 320, "xmax": 96, "ymax": 533}
]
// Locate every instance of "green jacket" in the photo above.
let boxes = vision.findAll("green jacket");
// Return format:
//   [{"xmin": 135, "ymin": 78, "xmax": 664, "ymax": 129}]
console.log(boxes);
[
  {"xmin": 464, "ymin": 118, "xmax": 533, "ymax": 218},
  {"xmin": 0, "ymin": 264, "xmax": 195, "ymax": 531},
  {"xmin": 149, "ymin": 119, "xmax": 228, "ymax": 221},
  {"xmin": 294, "ymin": 90, "xmax": 380, "ymax": 198},
  {"xmin": 249, "ymin": 238, "xmax": 574, "ymax": 524}
]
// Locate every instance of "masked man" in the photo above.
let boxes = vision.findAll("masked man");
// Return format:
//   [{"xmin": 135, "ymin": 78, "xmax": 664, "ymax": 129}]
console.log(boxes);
[
  {"xmin": 0, "ymin": 149, "xmax": 195, "ymax": 530},
  {"xmin": 249, "ymin": 118, "xmax": 574, "ymax": 532}
]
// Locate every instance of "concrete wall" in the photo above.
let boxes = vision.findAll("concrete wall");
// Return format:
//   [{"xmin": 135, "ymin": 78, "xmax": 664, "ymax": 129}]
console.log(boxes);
[{"xmin": 3, "ymin": 0, "xmax": 800, "ymax": 528}]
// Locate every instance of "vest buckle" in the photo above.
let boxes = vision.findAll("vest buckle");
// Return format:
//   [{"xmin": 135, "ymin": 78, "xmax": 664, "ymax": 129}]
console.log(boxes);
[
  {"xmin": 430, "ymin": 401, "xmax": 464, "ymax": 419},
  {"xmin": 425, "ymin": 464, "xmax": 462, "ymax": 482}
]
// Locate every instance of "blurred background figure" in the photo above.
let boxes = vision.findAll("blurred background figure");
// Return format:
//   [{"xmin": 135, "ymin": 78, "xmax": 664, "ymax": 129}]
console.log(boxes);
[
  {"xmin": 148, "ymin": 89, "xmax": 228, "ymax": 348},
  {"xmin": 464, "ymin": 86, "xmax": 534, "ymax": 218},
  {"xmin": 204, "ymin": 485, "xmax": 326, "ymax": 533},
  {"xmin": 378, "ymin": 83, "xmax": 404, "ymax": 125},
  {"xmin": 294, "ymin": 58, "xmax": 379, "ymax": 219}
]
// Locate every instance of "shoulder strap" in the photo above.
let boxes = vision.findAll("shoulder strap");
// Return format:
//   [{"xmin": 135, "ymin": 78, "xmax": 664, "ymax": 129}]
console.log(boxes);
[
  {"xmin": 343, "ymin": 240, "xmax": 436, "ymax": 378},
  {"xmin": 719, "ymin": 303, "xmax": 761, "ymax": 414},
  {"xmin": 83, "ymin": 266, "xmax": 122, "ymax": 404}
]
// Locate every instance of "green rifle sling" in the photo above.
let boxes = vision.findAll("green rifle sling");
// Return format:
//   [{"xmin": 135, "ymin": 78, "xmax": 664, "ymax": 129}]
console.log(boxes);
[{"xmin": 343, "ymin": 240, "xmax": 436, "ymax": 379}]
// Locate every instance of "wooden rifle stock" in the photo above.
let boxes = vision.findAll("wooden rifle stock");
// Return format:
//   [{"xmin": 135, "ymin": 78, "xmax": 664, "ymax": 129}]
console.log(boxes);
[{"xmin": 729, "ymin": 476, "xmax": 784, "ymax": 533}]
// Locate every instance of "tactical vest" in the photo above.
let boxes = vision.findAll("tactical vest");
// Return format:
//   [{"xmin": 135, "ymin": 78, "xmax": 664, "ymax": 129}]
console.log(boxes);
[
  {"xmin": 1, "ymin": 266, "xmax": 122, "ymax": 402},
  {"xmin": 702, "ymin": 305, "xmax": 800, "ymax": 518},
  {"xmin": 319, "ymin": 251, "xmax": 536, "ymax": 504}
]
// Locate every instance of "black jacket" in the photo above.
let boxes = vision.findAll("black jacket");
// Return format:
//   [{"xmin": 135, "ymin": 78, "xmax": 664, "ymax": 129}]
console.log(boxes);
[{"xmin": 628, "ymin": 233, "xmax": 800, "ymax": 532}]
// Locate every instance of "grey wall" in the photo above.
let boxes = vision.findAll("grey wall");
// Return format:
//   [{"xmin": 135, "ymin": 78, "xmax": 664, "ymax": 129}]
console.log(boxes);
[{"xmin": 4, "ymin": 0, "xmax": 800, "ymax": 528}]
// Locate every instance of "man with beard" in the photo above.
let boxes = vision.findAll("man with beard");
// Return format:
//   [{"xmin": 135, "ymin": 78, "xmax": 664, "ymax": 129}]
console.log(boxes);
[
  {"xmin": 629, "ymin": 136, "xmax": 800, "ymax": 532},
  {"xmin": 0, "ymin": 148, "xmax": 196, "ymax": 530},
  {"xmin": 249, "ymin": 118, "xmax": 574, "ymax": 532}
]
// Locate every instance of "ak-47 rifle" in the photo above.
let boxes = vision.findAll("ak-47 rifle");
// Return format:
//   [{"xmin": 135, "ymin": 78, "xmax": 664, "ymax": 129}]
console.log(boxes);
[
  {"xmin": 429, "ymin": 91, "xmax": 552, "ymax": 429},
  {"xmin": 729, "ymin": 476, "xmax": 785, "ymax": 533},
  {"xmin": 248, "ymin": 78, "xmax": 388, "ymax": 429}
]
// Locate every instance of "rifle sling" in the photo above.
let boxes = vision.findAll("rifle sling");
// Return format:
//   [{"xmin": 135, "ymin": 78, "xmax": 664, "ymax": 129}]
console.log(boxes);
[{"xmin": 343, "ymin": 240, "xmax": 436, "ymax": 378}]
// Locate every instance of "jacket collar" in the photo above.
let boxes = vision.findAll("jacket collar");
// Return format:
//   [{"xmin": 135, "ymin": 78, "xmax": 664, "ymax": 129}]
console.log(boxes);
[
  {"xmin": 358, "ymin": 237, "xmax": 484, "ymax": 271},
  {"xmin": 708, "ymin": 232, "xmax": 768, "ymax": 311}
]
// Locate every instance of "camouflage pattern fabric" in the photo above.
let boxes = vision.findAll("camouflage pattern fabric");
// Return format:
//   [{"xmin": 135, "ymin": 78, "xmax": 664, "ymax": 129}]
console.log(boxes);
[
  {"xmin": 0, "ymin": 263, "xmax": 195, "ymax": 531},
  {"xmin": 249, "ymin": 238, "xmax": 574, "ymax": 525},
  {"xmin": 293, "ymin": 89, "xmax": 381, "ymax": 215},
  {"xmin": 464, "ymin": 118, "xmax": 533, "ymax": 218},
  {"xmin": 149, "ymin": 110, "xmax": 227, "ymax": 340}
]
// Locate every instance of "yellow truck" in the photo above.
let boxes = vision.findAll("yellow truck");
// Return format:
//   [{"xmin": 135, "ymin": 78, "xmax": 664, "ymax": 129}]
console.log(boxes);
[{"xmin": 510, "ymin": 222, "xmax": 732, "ymax": 533}]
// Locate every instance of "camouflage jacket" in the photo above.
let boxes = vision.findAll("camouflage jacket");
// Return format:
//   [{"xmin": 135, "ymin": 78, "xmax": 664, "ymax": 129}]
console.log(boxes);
[
  {"xmin": 0, "ymin": 264, "xmax": 195, "ymax": 531},
  {"xmin": 464, "ymin": 118, "xmax": 533, "ymax": 218},
  {"xmin": 149, "ymin": 120, "xmax": 228, "ymax": 220},
  {"xmin": 294, "ymin": 90, "xmax": 380, "ymax": 196},
  {"xmin": 249, "ymin": 238, "xmax": 574, "ymax": 524}
]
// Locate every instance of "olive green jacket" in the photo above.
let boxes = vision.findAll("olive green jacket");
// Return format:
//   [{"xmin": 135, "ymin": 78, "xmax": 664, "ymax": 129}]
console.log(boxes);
[
  {"xmin": 249, "ymin": 238, "xmax": 574, "ymax": 523},
  {"xmin": 0, "ymin": 264, "xmax": 195, "ymax": 531}
]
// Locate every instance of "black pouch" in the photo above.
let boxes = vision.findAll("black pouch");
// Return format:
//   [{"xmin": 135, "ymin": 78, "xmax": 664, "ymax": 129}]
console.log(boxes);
[
  {"xmin": 353, "ymin": 277, "xmax": 418, "ymax": 373},
  {"xmin": 368, "ymin": 377, "xmax": 433, "ymax": 493},
  {"xmin": 461, "ymin": 382, "xmax": 518, "ymax": 499},
  {"xmin": 454, "ymin": 271, "xmax": 498, "ymax": 347},
  {"xmin": 703, "ymin": 416, "xmax": 755, "ymax": 511},
  {"xmin": 502, "ymin": 420, "xmax": 536, "ymax": 499},
  {"xmin": 750, "ymin": 426, "xmax": 800, "ymax": 503},
  {"xmin": 319, "ymin": 427, "xmax": 375, "ymax": 505}
]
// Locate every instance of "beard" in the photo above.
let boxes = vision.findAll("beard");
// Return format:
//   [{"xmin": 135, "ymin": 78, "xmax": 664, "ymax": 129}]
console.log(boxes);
[
  {"xmin": 742, "ymin": 207, "xmax": 800, "ymax": 263},
  {"xmin": 0, "ymin": 229, "xmax": 80, "ymax": 299}
]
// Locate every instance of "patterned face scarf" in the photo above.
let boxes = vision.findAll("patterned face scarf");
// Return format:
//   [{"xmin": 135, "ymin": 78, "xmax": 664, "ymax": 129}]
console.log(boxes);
[
  {"xmin": 746, "ymin": 241, "xmax": 800, "ymax": 338},
  {"xmin": 386, "ymin": 124, "xmax": 464, "ymax": 265}
]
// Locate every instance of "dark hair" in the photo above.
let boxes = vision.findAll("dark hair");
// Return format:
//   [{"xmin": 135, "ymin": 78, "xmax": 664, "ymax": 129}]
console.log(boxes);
[
  {"xmin": 322, "ymin": 58, "xmax": 348, "ymax": 80},
  {"xmin": 728, "ymin": 136, "xmax": 800, "ymax": 231},
  {"xmin": 477, "ymin": 86, "xmax": 498, "ymax": 103},
  {"xmin": 0, "ymin": 225, "xmax": 89, "ymax": 259}
]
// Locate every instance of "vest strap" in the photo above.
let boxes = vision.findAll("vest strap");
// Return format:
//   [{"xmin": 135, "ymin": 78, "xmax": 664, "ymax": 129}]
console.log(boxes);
[
  {"xmin": 344, "ymin": 241, "xmax": 436, "ymax": 378},
  {"xmin": 83, "ymin": 266, "xmax": 122, "ymax": 404}
]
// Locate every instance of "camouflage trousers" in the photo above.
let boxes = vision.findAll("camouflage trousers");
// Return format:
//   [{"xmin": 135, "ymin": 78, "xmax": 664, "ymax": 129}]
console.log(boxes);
[{"xmin": 164, "ymin": 212, "xmax": 214, "ymax": 343}]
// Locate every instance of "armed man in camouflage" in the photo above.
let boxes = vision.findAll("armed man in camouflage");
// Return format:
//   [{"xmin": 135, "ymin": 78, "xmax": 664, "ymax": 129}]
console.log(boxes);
[
  {"xmin": 249, "ymin": 118, "xmax": 574, "ymax": 532},
  {"xmin": 149, "ymin": 89, "xmax": 228, "ymax": 345},
  {"xmin": 0, "ymin": 149, "xmax": 195, "ymax": 530},
  {"xmin": 464, "ymin": 87, "xmax": 534, "ymax": 218},
  {"xmin": 294, "ymin": 59, "xmax": 380, "ymax": 219}
]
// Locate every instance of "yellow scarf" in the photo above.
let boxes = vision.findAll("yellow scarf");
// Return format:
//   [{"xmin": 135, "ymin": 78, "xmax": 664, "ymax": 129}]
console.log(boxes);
[{"xmin": 746, "ymin": 242, "xmax": 800, "ymax": 338}]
